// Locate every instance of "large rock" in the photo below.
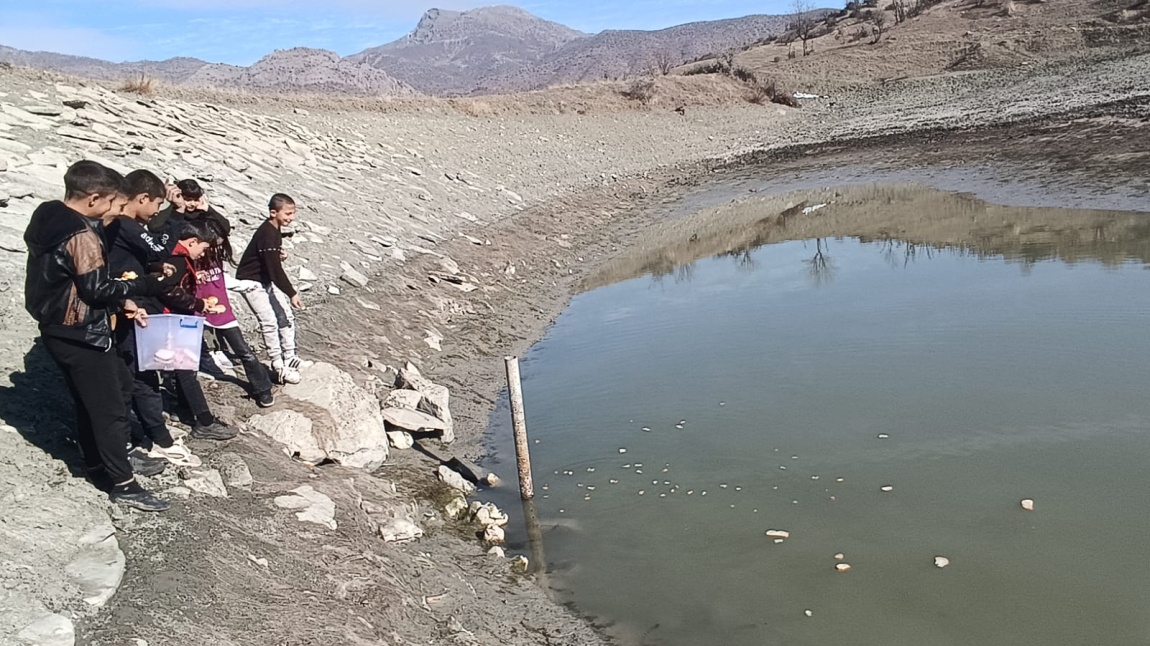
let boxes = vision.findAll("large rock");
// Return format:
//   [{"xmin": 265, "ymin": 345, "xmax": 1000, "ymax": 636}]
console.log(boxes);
[
  {"xmin": 382, "ymin": 407, "xmax": 446, "ymax": 432},
  {"xmin": 64, "ymin": 523, "xmax": 125, "ymax": 607},
  {"xmin": 394, "ymin": 362, "xmax": 455, "ymax": 443},
  {"xmin": 276, "ymin": 362, "xmax": 389, "ymax": 470},
  {"xmin": 358, "ymin": 495, "xmax": 423, "ymax": 543},
  {"xmin": 246, "ymin": 409, "xmax": 326, "ymax": 464},
  {"xmin": 180, "ymin": 468, "xmax": 229, "ymax": 498}
]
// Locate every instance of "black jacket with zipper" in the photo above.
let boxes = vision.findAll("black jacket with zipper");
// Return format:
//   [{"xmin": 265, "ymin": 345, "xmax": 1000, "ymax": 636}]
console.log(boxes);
[{"xmin": 24, "ymin": 201, "xmax": 168, "ymax": 350}]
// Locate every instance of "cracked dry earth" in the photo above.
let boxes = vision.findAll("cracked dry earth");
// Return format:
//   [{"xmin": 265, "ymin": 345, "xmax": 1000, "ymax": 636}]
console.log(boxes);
[{"xmin": 1, "ymin": 47, "xmax": 1149, "ymax": 646}]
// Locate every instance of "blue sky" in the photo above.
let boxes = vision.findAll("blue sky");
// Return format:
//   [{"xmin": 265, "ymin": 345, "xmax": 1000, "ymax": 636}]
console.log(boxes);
[{"xmin": 0, "ymin": 0, "xmax": 798, "ymax": 65}]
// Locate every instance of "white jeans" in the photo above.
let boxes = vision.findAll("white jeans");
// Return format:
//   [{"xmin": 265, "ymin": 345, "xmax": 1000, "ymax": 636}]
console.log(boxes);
[{"xmin": 235, "ymin": 280, "xmax": 296, "ymax": 365}]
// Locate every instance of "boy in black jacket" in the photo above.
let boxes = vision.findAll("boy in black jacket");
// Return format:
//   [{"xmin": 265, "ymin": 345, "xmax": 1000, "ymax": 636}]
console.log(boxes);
[
  {"xmin": 106, "ymin": 170, "xmax": 190, "ymax": 461},
  {"xmin": 24, "ymin": 160, "xmax": 172, "ymax": 511},
  {"xmin": 157, "ymin": 221, "xmax": 239, "ymax": 441}
]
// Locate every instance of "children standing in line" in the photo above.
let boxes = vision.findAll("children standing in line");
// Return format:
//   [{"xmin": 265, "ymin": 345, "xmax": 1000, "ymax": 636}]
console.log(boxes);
[
  {"xmin": 157, "ymin": 221, "xmax": 240, "ymax": 441},
  {"xmin": 235, "ymin": 194, "xmax": 306, "ymax": 384},
  {"xmin": 24, "ymin": 160, "xmax": 173, "ymax": 511}
]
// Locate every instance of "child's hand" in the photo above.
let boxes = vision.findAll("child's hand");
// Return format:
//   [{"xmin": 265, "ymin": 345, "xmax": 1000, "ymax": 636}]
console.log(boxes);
[
  {"xmin": 204, "ymin": 304, "xmax": 226, "ymax": 315},
  {"xmin": 290, "ymin": 294, "xmax": 303, "ymax": 310},
  {"xmin": 161, "ymin": 263, "xmax": 176, "ymax": 277},
  {"xmin": 124, "ymin": 300, "xmax": 149, "ymax": 328}
]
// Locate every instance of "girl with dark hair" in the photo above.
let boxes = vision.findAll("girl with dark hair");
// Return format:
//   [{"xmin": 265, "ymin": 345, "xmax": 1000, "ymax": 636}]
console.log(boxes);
[{"xmin": 195, "ymin": 215, "xmax": 276, "ymax": 408}]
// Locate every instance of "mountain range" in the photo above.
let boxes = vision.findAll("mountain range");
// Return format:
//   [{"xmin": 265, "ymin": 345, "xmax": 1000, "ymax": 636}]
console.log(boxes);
[{"xmin": 0, "ymin": 5, "xmax": 797, "ymax": 96}]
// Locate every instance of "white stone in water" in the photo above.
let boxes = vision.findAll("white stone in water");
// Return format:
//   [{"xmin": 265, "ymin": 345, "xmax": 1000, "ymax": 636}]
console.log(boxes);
[
  {"xmin": 609, "ymin": 479, "xmax": 619, "ymax": 484},
  {"xmin": 641, "ymin": 427, "xmax": 651, "ymax": 432},
  {"xmin": 836, "ymin": 477, "xmax": 845, "ymax": 482},
  {"xmin": 880, "ymin": 485, "xmax": 894, "ymax": 492},
  {"xmin": 835, "ymin": 553, "xmax": 845, "ymax": 560},
  {"xmin": 765, "ymin": 530, "xmax": 790, "ymax": 539},
  {"xmin": 618, "ymin": 448, "xmax": 627, "ymax": 453},
  {"xmin": 774, "ymin": 539, "xmax": 784, "ymax": 544},
  {"xmin": 638, "ymin": 490, "xmax": 645, "ymax": 495},
  {"xmin": 935, "ymin": 556, "xmax": 950, "ymax": 569},
  {"xmin": 1021, "ymin": 498, "xmax": 1035, "ymax": 511},
  {"xmin": 835, "ymin": 563, "xmax": 852, "ymax": 572},
  {"xmin": 878, "ymin": 433, "xmax": 890, "ymax": 439},
  {"xmin": 720, "ymin": 484, "xmax": 728, "ymax": 489},
  {"xmin": 804, "ymin": 609, "xmax": 813, "ymax": 617}
]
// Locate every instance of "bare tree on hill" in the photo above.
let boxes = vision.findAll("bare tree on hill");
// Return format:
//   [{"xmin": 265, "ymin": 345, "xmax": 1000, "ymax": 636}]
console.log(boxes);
[{"xmin": 791, "ymin": 0, "xmax": 818, "ymax": 56}]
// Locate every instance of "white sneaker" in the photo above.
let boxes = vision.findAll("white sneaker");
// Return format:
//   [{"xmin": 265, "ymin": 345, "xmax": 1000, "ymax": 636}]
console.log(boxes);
[
  {"xmin": 280, "ymin": 367, "xmax": 301, "ymax": 384},
  {"xmin": 285, "ymin": 356, "xmax": 312, "ymax": 370},
  {"xmin": 147, "ymin": 441, "xmax": 202, "ymax": 467}
]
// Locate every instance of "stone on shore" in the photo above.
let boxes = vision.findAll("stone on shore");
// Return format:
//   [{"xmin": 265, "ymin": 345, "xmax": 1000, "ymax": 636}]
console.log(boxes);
[
  {"xmin": 215, "ymin": 453, "xmax": 254, "ymax": 488},
  {"xmin": 246, "ymin": 409, "xmax": 326, "ymax": 465},
  {"xmin": 469, "ymin": 501, "xmax": 509, "ymax": 527},
  {"xmin": 444, "ymin": 495, "xmax": 468, "ymax": 519},
  {"xmin": 395, "ymin": 362, "xmax": 455, "ymax": 443},
  {"xmin": 274, "ymin": 485, "xmax": 337, "ymax": 530},
  {"xmin": 15, "ymin": 613, "xmax": 75, "ymax": 646},
  {"xmin": 383, "ymin": 407, "xmax": 446, "ymax": 432},
  {"xmin": 438, "ymin": 465, "xmax": 476, "ymax": 495},
  {"xmin": 483, "ymin": 524, "xmax": 506, "ymax": 544},
  {"xmin": 180, "ymin": 468, "xmax": 229, "ymax": 498},
  {"xmin": 65, "ymin": 522, "xmax": 126, "ymax": 607},
  {"xmin": 281, "ymin": 362, "xmax": 389, "ymax": 470},
  {"xmin": 340, "ymin": 267, "xmax": 369, "ymax": 287},
  {"xmin": 387, "ymin": 429, "xmax": 414, "ymax": 449},
  {"xmin": 358, "ymin": 496, "xmax": 423, "ymax": 543}
]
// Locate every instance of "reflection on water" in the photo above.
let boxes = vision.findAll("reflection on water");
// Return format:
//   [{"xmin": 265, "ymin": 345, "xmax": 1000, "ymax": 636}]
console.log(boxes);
[
  {"xmin": 585, "ymin": 183, "xmax": 1150, "ymax": 290},
  {"xmin": 483, "ymin": 184, "xmax": 1150, "ymax": 646}
]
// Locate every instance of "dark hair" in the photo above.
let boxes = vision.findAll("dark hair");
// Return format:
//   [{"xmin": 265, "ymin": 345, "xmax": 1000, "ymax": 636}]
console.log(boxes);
[
  {"xmin": 123, "ymin": 169, "xmax": 165, "ymax": 200},
  {"xmin": 64, "ymin": 160, "xmax": 122, "ymax": 201},
  {"xmin": 177, "ymin": 219, "xmax": 219, "ymax": 245},
  {"xmin": 268, "ymin": 193, "xmax": 295, "ymax": 212},
  {"xmin": 203, "ymin": 218, "xmax": 236, "ymax": 266},
  {"xmin": 176, "ymin": 178, "xmax": 204, "ymax": 200}
]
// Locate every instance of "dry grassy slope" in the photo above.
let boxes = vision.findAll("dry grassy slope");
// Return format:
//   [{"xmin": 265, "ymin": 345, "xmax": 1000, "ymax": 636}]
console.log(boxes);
[{"xmin": 732, "ymin": 0, "xmax": 1146, "ymax": 91}]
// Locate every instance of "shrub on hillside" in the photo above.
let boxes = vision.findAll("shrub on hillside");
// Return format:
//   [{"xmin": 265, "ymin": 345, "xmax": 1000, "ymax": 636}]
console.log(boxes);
[
  {"xmin": 118, "ymin": 74, "xmax": 155, "ymax": 95},
  {"xmin": 621, "ymin": 78, "xmax": 657, "ymax": 104}
]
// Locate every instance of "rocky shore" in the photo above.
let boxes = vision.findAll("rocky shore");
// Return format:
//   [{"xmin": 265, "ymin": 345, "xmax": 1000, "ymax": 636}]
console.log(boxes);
[{"xmin": 1, "ymin": 46, "xmax": 1148, "ymax": 645}]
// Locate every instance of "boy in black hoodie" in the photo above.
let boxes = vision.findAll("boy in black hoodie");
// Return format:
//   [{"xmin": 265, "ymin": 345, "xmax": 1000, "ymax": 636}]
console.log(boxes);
[
  {"xmin": 157, "ymin": 220, "xmax": 240, "ymax": 441},
  {"xmin": 24, "ymin": 160, "xmax": 173, "ymax": 512},
  {"xmin": 106, "ymin": 170, "xmax": 185, "ymax": 459}
]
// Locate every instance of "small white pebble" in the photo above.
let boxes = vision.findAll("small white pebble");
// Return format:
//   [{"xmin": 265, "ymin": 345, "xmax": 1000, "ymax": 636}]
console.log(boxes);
[
  {"xmin": 835, "ymin": 477, "xmax": 844, "ymax": 482},
  {"xmin": 880, "ymin": 485, "xmax": 894, "ymax": 492},
  {"xmin": 835, "ymin": 563, "xmax": 852, "ymax": 573},
  {"xmin": 587, "ymin": 467, "xmax": 595, "ymax": 472},
  {"xmin": 720, "ymin": 484, "xmax": 728, "ymax": 489},
  {"xmin": 641, "ymin": 427, "xmax": 651, "ymax": 432},
  {"xmin": 686, "ymin": 490, "xmax": 694, "ymax": 495},
  {"xmin": 735, "ymin": 486, "xmax": 742, "ymax": 491},
  {"xmin": 701, "ymin": 491, "xmax": 708, "ymax": 496},
  {"xmin": 765, "ymin": 530, "xmax": 790, "ymax": 539},
  {"xmin": 619, "ymin": 448, "xmax": 627, "ymax": 454},
  {"xmin": 586, "ymin": 486, "xmax": 596, "ymax": 491},
  {"xmin": 720, "ymin": 402, "xmax": 726, "ymax": 406},
  {"xmin": 638, "ymin": 490, "xmax": 645, "ymax": 495},
  {"xmin": 834, "ymin": 553, "xmax": 845, "ymax": 561},
  {"xmin": 935, "ymin": 556, "xmax": 950, "ymax": 568},
  {"xmin": 609, "ymin": 479, "xmax": 619, "ymax": 484},
  {"xmin": 1021, "ymin": 498, "xmax": 1035, "ymax": 511},
  {"xmin": 811, "ymin": 476, "xmax": 820, "ymax": 480},
  {"xmin": 804, "ymin": 609, "xmax": 813, "ymax": 617},
  {"xmin": 660, "ymin": 493, "xmax": 667, "ymax": 498},
  {"xmin": 878, "ymin": 433, "xmax": 890, "ymax": 439}
]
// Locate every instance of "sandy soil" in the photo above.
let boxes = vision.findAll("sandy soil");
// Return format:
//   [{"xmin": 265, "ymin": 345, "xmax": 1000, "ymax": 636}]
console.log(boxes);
[{"xmin": 2, "ymin": 34, "xmax": 1148, "ymax": 646}]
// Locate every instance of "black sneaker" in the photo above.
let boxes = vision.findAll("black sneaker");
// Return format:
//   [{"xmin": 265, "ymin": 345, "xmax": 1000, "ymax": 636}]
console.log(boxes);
[
  {"xmin": 110, "ymin": 487, "xmax": 171, "ymax": 512},
  {"xmin": 191, "ymin": 420, "xmax": 239, "ymax": 441},
  {"xmin": 86, "ymin": 467, "xmax": 113, "ymax": 493},
  {"xmin": 128, "ymin": 449, "xmax": 168, "ymax": 477},
  {"xmin": 255, "ymin": 390, "xmax": 275, "ymax": 408}
]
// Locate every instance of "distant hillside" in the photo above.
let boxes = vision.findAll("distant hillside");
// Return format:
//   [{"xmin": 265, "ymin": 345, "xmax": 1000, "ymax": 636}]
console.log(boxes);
[
  {"xmin": 348, "ymin": 5, "xmax": 587, "ymax": 95},
  {"xmin": 473, "ymin": 14, "xmax": 799, "ymax": 93},
  {"xmin": 0, "ymin": 46, "xmax": 413, "ymax": 96},
  {"xmin": 0, "ymin": 4, "xmax": 803, "ymax": 97}
]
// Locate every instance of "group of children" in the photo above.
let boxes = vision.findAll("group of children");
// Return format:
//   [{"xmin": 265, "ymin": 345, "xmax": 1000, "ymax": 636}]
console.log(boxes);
[{"xmin": 23, "ymin": 160, "xmax": 306, "ymax": 512}]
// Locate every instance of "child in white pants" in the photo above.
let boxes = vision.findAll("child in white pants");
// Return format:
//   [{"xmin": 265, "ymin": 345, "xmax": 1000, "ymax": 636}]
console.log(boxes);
[{"xmin": 234, "ymin": 194, "xmax": 305, "ymax": 384}]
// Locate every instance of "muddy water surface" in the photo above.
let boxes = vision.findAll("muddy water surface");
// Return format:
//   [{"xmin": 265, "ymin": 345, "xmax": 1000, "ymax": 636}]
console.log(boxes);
[{"xmin": 485, "ymin": 185, "xmax": 1150, "ymax": 646}]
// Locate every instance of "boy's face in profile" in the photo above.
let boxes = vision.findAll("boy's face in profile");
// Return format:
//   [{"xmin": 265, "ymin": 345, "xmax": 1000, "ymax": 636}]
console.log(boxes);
[
  {"xmin": 129, "ymin": 194, "xmax": 165, "ymax": 221},
  {"xmin": 271, "ymin": 204, "xmax": 296, "ymax": 227},
  {"xmin": 181, "ymin": 237, "xmax": 210, "ymax": 259},
  {"xmin": 181, "ymin": 192, "xmax": 205, "ymax": 211}
]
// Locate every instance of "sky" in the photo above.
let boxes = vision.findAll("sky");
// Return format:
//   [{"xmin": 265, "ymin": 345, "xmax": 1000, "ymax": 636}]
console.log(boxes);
[{"xmin": 0, "ymin": 0, "xmax": 799, "ymax": 65}]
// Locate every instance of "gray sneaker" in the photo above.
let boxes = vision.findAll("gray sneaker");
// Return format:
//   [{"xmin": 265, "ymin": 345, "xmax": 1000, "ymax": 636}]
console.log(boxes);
[
  {"xmin": 191, "ymin": 420, "xmax": 239, "ymax": 441},
  {"xmin": 128, "ymin": 448, "xmax": 167, "ymax": 477},
  {"xmin": 110, "ymin": 488, "xmax": 171, "ymax": 512}
]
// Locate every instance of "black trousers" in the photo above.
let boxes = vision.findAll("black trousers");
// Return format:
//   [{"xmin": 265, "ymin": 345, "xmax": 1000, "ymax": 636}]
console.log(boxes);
[
  {"xmin": 212, "ymin": 326, "xmax": 273, "ymax": 395},
  {"xmin": 174, "ymin": 369, "xmax": 212, "ymax": 426},
  {"xmin": 42, "ymin": 336, "xmax": 135, "ymax": 484},
  {"xmin": 116, "ymin": 325, "xmax": 174, "ymax": 450}
]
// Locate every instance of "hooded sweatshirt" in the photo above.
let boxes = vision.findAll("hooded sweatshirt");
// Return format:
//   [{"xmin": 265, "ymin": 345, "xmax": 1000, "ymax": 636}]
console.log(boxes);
[{"xmin": 24, "ymin": 201, "xmax": 167, "ymax": 350}]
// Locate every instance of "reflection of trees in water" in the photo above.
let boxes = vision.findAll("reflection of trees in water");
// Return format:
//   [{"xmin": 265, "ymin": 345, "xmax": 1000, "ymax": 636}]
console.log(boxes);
[
  {"xmin": 717, "ymin": 246, "xmax": 759, "ymax": 272},
  {"xmin": 805, "ymin": 238, "xmax": 836, "ymax": 287}
]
